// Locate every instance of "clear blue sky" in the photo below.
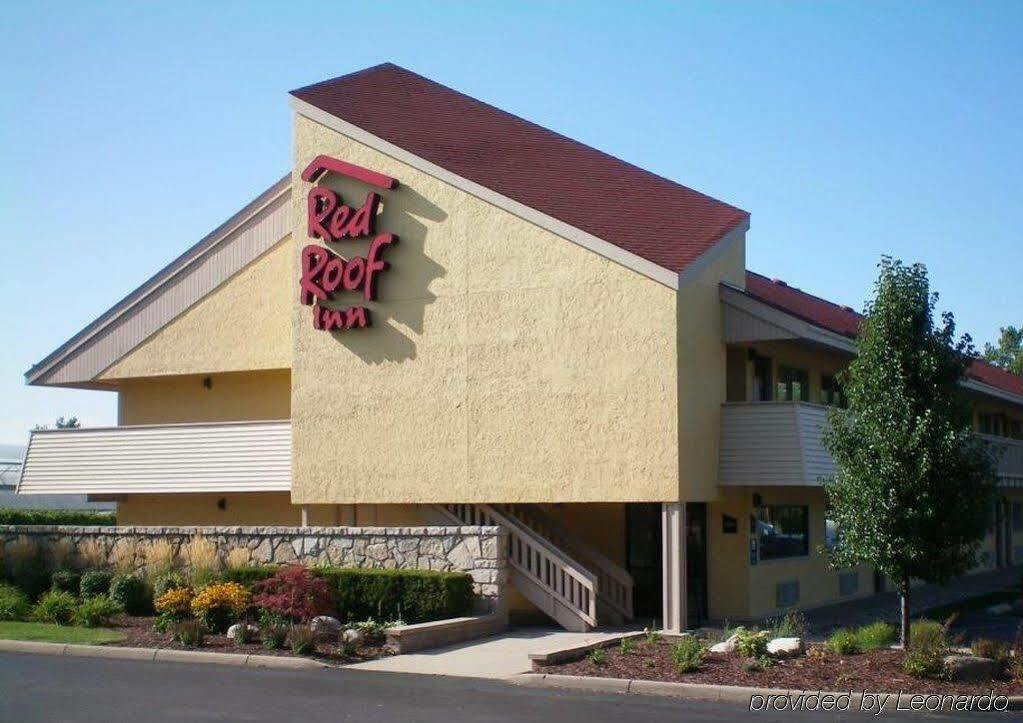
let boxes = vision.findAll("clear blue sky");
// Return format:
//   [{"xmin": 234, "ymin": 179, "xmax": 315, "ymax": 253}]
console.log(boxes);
[{"xmin": 1, "ymin": 1, "xmax": 1020, "ymax": 445}]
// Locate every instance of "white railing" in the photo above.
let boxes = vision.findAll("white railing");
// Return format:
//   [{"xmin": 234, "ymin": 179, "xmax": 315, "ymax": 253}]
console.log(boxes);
[
  {"xmin": 979, "ymin": 434, "xmax": 1023, "ymax": 486},
  {"xmin": 493, "ymin": 504, "xmax": 633, "ymax": 621},
  {"xmin": 442, "ymin": 503, "xmax": 598, "ymax": 628}
]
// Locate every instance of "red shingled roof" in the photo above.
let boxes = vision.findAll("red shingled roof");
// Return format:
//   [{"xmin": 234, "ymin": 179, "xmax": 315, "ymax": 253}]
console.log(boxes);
[
  {"xmin": 291, "ymin": 63, "xmax": 749, "ymax": 275},
  {"xmin": 744, "ymin": 271, "xmax": 1023, "ymax": 400}
]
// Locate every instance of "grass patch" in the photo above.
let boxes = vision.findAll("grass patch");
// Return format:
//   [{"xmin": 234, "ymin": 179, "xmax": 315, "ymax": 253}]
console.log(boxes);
[{"xmin": 0, "ymin": 621, "xmax": 125, "ymax": 644}]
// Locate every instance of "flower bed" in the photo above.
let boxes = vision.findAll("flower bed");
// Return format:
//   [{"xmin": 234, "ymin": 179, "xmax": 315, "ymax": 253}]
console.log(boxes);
[{"xmin": 535, "ymin": 630, "xmax": 1023, "ymax": 697}]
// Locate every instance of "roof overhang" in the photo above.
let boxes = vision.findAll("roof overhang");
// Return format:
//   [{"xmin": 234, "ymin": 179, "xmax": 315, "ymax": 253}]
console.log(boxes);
[{"xmin": 25, "ymin": 176, "xmax": 292, "ymax": 387}]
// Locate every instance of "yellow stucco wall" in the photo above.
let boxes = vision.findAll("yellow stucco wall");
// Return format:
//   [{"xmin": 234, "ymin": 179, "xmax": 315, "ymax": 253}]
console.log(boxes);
[
  {"xmin": 290, "ymin": 114, "xmax": 680, "ymax": 504},
  {"xmin": 100, "ymin": 239, "xmax": 292, "ymax": 380},
  {"xmin": 676, "ymin": 235, "xmax": 746, "ymax": 502},
  {"xmin": 116, "ymin": 369, "xmax": 290, "ymax": 425}
]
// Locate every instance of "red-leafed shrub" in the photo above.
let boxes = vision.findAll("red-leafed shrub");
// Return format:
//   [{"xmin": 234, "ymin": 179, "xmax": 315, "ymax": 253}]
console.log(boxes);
[{"xmin": 251, "ymin": 566, "xmax": 335, "ymax": 623}]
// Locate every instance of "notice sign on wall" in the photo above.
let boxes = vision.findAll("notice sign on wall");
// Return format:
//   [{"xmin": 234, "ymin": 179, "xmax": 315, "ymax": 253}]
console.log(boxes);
[{"xmin": 298, "ymin": 155, "xmax": 399, "ymax": 331}]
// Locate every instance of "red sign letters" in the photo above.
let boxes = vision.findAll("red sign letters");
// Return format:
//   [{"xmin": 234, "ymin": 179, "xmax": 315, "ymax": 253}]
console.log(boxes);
[{"xmin": 298, "ymin": 156, "xmax": 399, "ymax": 331}]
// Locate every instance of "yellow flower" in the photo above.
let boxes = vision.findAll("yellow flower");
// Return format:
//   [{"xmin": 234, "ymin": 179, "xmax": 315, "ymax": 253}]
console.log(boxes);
[
  {"xmin": 190, "ymin": 582, "xmax": 250, "ymax": 618},
  {"xmin": 155, "ymin": 587, "xmax": 193, "ymax": 617}
]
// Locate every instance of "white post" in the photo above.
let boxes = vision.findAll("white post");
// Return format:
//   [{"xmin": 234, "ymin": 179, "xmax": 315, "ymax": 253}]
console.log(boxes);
[
  {"xmin": 300, "ymin": 505, "xmax": 309, "ymax": 527},
  {"xmin": 662, "ymin": 502, "xmax": 687, "ymax": 633}
]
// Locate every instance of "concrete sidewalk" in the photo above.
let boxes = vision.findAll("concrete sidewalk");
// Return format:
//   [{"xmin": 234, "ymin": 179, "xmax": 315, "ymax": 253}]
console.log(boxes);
[{"xmin": 345, "ymin": 626, "xmax": 630, "ymax": 679}]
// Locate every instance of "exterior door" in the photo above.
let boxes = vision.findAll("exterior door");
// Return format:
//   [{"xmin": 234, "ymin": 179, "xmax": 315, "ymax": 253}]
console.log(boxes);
[{"xmin": 626, "ymin": 503, "xmax": 662, "ymax": 621}]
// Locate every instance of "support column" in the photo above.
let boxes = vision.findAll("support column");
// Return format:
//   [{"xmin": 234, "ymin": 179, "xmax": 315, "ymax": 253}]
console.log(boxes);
[
  {"xmin": 662, "ymin": 502, "xmax": 687, "ymax": 633},
  {"xmin": 300, "ymin": 505, "xmax": 310, "ymax": 527}
]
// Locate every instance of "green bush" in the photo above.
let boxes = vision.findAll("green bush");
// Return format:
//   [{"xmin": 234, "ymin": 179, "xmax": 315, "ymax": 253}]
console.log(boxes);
[
  {"xmin": 587, "ymin": 647, "xmax": 607, "ymax": 665},
  {"xmin": 770, "ymin": 610, "xmax": 809, "ymax": 639},
  {"xmin": 79, "ymin": 570, "xmax": 113, "ymax": 597},
  {"xmin": 109, "ymin": 575, "xmax": 152, "ymax": 615},
  {"xmin": 825, "ymin": 628, "xmax": 862, "ymax": 655},
  {"xmin": 151, "ymin": 572, "xmax": 189, "ymax": 599},
  {"xmin": 670, "ymin": 636, "xmax": 705, "ymax": 673},
  {"xmin": 51, "ymin": 570, "xmax": 81, "ymax": 596},
  {"xmin": 74, "ymin": 596, "xmax": 123, "ymax": 627},
  {"xmin": 903, "ymin": 620, "xmax": 948, "ymax": 679},
  {"xmin": 971, "ymin": 637, "xmax": 1009, "ymax": 667},
  {"xmin": 855, "ymin": 622, "xmax": 896, "ymax": 650},
  {"xmin": 910, "ymin": 619, "xmax": 947, "ymax": 649},
  {"xmin": 220, "ymin": 565, "xmax": 278, "ymax": 587},
  {"xmin": 0, "ymin": 583, "xmax": 31, "ymax": 621},
  {"xmin": 735, "ymin": 628, "xmax": 770, "ymax": 659},
  {"xmin": 315, "ymin": 568, "xmax": 473, "ymax": 624},
  {"xmin": 0, "ymin": 510, "xmax": 115, "ymax": 526},
  {"xmin": 33, "ymin": 590, "xmax": 77, "ymax": 625},
  {"xmin": 259, "ymin": 611, "xmax": 289, "ymax": 650}
]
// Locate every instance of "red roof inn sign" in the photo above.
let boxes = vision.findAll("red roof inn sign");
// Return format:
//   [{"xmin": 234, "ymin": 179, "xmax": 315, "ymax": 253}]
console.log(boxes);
[{"xmin": 299, "ymin": 155, "xmax": 399, "ymax": 331}]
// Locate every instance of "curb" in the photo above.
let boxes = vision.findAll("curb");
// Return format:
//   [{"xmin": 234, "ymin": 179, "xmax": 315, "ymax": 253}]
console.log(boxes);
[
  {"xmin": 0, "ymin": 640, "xmax": 328, "ymax": 670},
  {"xmin": 514, "ymin": 673, "xmax": 1023, "ymax": 712}
]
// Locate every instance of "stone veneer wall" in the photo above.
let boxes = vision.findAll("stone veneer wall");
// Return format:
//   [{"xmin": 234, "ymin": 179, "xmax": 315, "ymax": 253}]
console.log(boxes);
[{"xmin": 0, "ymin": 525, "xmax": 508, "ymax": 612}]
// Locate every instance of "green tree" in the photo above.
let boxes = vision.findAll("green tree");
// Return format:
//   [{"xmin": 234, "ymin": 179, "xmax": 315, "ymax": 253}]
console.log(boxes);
[
  {"xmin": 983, "ymin": 326, "xmax": 1023, "ymax": 376},
  {"xmin": 55, "ymin": 416, "xmax": 80, "ymax": 429},
  {"xmin": 822, "ymin": 258, "xmax": 997, "ymax": 648}
]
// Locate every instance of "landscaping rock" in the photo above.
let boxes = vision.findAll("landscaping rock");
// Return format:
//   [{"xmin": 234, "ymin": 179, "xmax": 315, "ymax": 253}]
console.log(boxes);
[
  {"xmin": 767, "ymin": 637, "xmax": 804, "ymax": 658},
  {"xmin": 943, "ymin": 655, "xmax": 998, "ymax": 682},
  {"xmin": 709, "ymin": 633, "xmax": 740, "ymax": 654},
  {"xmin": 310, "ymin": 616, "xmax": 342, "ymax": 640},
  {"xmin": 226, "ymin": 623, "xmax": 258, "ymax": 641},
  {"xmin": 984, "ymin": 603, "xmax": 1013, "ymax": 616},
  {"xmin": 342, "ymin": 628, "xmax": 365, "ymax": 646}
]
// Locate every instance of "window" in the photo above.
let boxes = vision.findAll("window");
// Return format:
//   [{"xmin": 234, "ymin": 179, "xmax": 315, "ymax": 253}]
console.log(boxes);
[
  {"xmin": 820, "ymin": 375, "xmax": 846, "ymax": 408},
  {"xmin": 752, "ymin": 355, "xmax": 773, "ymax": 402},
  {"xmin": 775, "ymin": 580, "xmax": 800, "ymax": 607},
  {"xmin": 756, "ymin": 505, "xmax": 809, "ymax": 560},
  {"xmin": 776, "ymin": 366, "xmax": 809, "ymax": 402}
]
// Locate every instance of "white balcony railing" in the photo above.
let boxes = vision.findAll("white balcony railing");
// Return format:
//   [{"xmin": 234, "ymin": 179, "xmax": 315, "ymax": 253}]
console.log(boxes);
[
  {"xmin": 720, "ymin": 403, "xmax": 1023, "ymax": 488},
  {"xmin": 17, "ymin": 421, "xmax": 291, "ymax": 496}
]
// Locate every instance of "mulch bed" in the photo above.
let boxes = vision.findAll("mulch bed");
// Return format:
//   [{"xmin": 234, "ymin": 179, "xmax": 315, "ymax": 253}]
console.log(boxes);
[
  {"xmin": 535, "ymin": 639, "xmax": 1023, "ymax": 696},
  {"xmin": 106, "ymin": 615, "xmax": 392, "ymax": 664}
]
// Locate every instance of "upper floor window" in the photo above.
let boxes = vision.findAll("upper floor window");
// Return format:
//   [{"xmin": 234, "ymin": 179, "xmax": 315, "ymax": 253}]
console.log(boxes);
[
  {"xmin": 757, "ymin": 505, "xmax": 810, "ymax": 560},
  {"xmin": 820, "ymin": 375, "xmax": 847, "ymax": 408},
  {"xmin": 979, "ymin": 412, "xmax": 1021, "ymax": 439},
  {"xmin": 776, "ymin": 365, "xmax": 809, "ymax": 403}
]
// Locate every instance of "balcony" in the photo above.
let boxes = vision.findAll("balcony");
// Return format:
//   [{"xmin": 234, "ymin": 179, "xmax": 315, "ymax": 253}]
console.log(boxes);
[
  {"xmin": 17, "ymin": 421, "xmax": 291, "ymax": 496},
  {"xmin": 719, "ymin": 403, "xmax": 1023, "ymax": 488}
]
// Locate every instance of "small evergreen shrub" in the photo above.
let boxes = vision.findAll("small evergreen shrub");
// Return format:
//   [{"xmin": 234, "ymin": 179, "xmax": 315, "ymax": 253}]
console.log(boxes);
[
  {"xmin": 289, "ymin": 624, "xmax": 316, "ymax": 655},
  {"xmin": 316, "ymin": 567, "xmax": 473, "ymax": 623},
  {"xmin": 33, "ymin": 590, "xmax": 77, "ymax": 625},
  {"xmin": 260, "ymin": 612, "xmax": 289, "ymax": 650},
  {"xmin": 736, "ymin": 629, "xmax": 770, "ymax": 659},
  {"xmin": 670, "ymin": 636, "xmax": 705, "ymax": 673},
  {"xmin": 74, "ymin": 596, "xmax": 123, "ymax": 627},
  {"xmin": 903, "ymin": 620, "xmax": 948, "ymax": 679},
  {"xmin": 80, "ymin": 570, "xmax": 114, "ymax": 598},
  {"xmin": 190, "ymin": 582, "xmax": 250, "ymax": 633},
  {"xmin": 0, "ymin": 583, "xmax": 31, "ymax": 621},
  {"xmin": 855, "ymin": 622, "xmax": 896, "ymax": 650},
  {"xmin": 109, "ymin": 575, "xmax": 152, "ymax": 615},
  {"xmin": 251, "ymin": 566, "xmax": 334, "ymax": 623},
  {"xmin": 825, "ymin": 628, "xmax": 862, "ymax": 655},
  {"xmin": 50, "ymin": 570, "xmax": 81, "ymax": 596}
]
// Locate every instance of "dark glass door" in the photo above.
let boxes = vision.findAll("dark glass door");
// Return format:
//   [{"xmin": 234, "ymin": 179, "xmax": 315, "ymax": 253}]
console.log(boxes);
[
  {"xmin": 686, "ymin": 502, "xmax": 708, "ymax": 627},
  {"xmin": 626, "ymin": 503, "xmax": 662, "ymax": 621}
]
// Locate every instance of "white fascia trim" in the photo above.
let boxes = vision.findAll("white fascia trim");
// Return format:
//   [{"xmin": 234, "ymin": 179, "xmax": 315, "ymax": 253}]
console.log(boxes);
[
  {"xmin": 719, "ymin": 285, "xmax": 858, "ymax": 354},
  {"xmin": 677, "ymin": 220, "xmax": 749, "ymax": 288},
  {"xmin": 291, "ymin": 96, "xmax": 685, "ymax": 290},
  {"xmin": 963, "ymin": 379, "xmax": 1023, "ymax": 408},
  {"xmin": 25, "ymin": 176, "xmax": 291, "ymax": 386}
]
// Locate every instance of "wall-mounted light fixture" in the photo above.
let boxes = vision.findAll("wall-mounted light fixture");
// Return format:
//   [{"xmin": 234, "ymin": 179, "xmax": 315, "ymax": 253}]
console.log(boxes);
[
  {"xmin": 203, "ymin": 376, "xmax": 213, "ymax": 390},
  {"xmin": 217, "ymin": 497, "xmax": 226, "ymax": 511}
]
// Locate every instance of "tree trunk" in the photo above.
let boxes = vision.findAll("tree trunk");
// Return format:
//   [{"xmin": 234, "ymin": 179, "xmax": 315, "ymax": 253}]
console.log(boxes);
[{"xmin": 900, "ymin": 576, "xmax": 911, "ymax": 650}]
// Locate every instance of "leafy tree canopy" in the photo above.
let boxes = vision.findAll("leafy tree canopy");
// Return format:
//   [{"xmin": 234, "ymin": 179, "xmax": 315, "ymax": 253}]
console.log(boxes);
[{"xmin": 983, "ymin": 325, "xmax": 1023, "ymax": 376}]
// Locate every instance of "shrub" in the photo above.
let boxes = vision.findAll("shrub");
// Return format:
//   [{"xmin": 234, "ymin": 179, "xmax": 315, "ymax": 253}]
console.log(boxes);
[
  {"xmin": 109, "ymin": 575, "xmax": 152, "ymax": 615},
  {"xmin": 643, "ymin": 627, "xmax": 661, "ymax": 646},
  {"xmin": 736, "ymin": 629, "xmax": 770, "ymax": 659},
  {"xmin": 141, "ymin": 540, "xmax": 177, "ymax": 580},
  {"xmin": 6, "ymin": 536, "xmax": 50, "ymax": 599},
  {"xmin": 770, "ymin": 610, "xmax": 809, "ymax": 639},
  {"xmin": 152, "ymin": 572, "xmax": 188, "ymax": 599},
  {"xmin": 971, "ymin": 637, "xmax": 1009, "ymax": 668},
  {"xmin": 317, "ymin": 567, "xmax": 473, "ymax": 623},
  {"xmin": 51, "ymin": 570, "xmax": 81, "ymax": 596},
  {"xmin": 79, "ymin": 570, "xmax": 113, "ymax": 597},
  {"xmin": 619, "ymin": 636, "xmax": 635, "ymax": 655},
  {"xmin": 224, "ymin": 547, "xmax": 251, "ymax": 569},
  {"xmin": 0, "ymin": 510, "xmax": 115, "ymax": 526},
  {"xmin": 220, "ymin": 565, "xmax": 278, "ymax": 587},
  {"xmin": 33, "ymin": 590, "xmax": 77, "ymax": 625},
  {"xmin": 171, "ymin": 619, "xmax": 205, "ymax": 648},
  {"xmin": 190, "ymin": 582, "xmax": 250, "ymax": 633},
  {"xmin": 46, "ymin": 539, "xmax": 75, "ymax": 571},
  {"xmin": 903, "ymin": 620, "xmax": 948, "ymax": 679},
  {"xmin": 74, "ymin": 596, "xmax": 123, "ymax": 627},
  {"xmin": 289, "ymin": 624, "xmax": 316, "ymax": 655},
  {"xmin": 231, "ymin": 623, "xmax": 255, "ymax": 645},
  {"xmin": 670, "ymin": 636, "xmax": 705, "ymax": 673},
  {"xmin": 155, "ymin": 587, "xmax": 193, "ymax": 619},
  {"xmin": 0, "ymin": 583, "xmax": 30, "ymax": 621},
  {"xmin": 825, "ymin": 628, "xmax": 862, "ymax": 655},
  {"xmin": 78, "ymin": 539, "xmax": 107, "ymax": 570},
  {"xmin": 260, "ymin": 612, "xmax": 289, "ymax": 650},
  {"xmin": 251, "ymin": 566, "xmax": 334, "ymax": 624},
  {"xmin": 855, "ymin": 622, "xmax": 896, "ymax": 650},
  {"xmin": 107, "ymin": 540, "xmax": 138, "ymax": 575},
  {"xmin": 587, "ymin": 647, "xmax": 607, "ymax": 666}
]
